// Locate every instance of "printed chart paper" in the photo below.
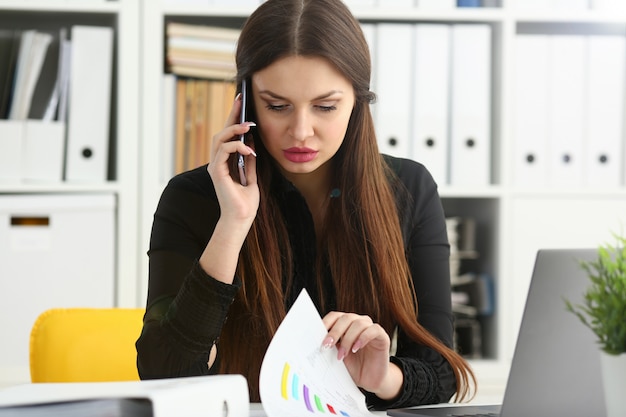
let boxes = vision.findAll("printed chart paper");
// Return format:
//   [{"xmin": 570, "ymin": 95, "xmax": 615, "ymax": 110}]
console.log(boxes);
[{"xmin": 259, "ymin": 290, "xmax": 378, "ymax": 417}]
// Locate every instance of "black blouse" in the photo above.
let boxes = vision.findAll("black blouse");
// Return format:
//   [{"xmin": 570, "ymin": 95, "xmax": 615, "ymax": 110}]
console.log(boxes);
[{"xmin": 136, "ymin": 155, "xmax": 456, "ymax": 409}]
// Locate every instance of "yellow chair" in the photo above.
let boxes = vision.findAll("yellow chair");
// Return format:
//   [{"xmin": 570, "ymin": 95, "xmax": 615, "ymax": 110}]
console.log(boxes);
[{"xmin": 29, "ymin": 307, "xmax": 144, "ymax": 382}]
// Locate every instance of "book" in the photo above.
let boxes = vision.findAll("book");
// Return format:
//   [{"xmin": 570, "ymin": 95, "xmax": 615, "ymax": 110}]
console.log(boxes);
[
  {"xmin": 166, "ymin": 22, "xmax": 238, "ymax": 81},
  {"xmin": 0, "ymin": 375, "xmax": 249, "ymax": 417}
]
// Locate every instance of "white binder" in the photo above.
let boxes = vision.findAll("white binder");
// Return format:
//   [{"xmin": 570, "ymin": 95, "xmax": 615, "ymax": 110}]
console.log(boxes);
[
  {"xmin": 374, "ymin": 23, "xmax": 413, "ymax": 158},
  {"xmin": 547, "ymin": 35, "xmax": 585, "ymax": 187},
  {"xmin": 584, "ymin": 35, "xmax": 625, "ymax": 187},
  {"xmin": 512, "ymin": 34, "xmax": 549, "ymax": 187},
  {"xmin": 65, "ymin": 26, "xmax": 113, "ymax": 182},
  {"xmin": 449, "ymin": 24, "xmax": 492, "ymax": 186},
  {"xmin": 360, "ymin": 23, "xmax": 377, "ymax": 123},
  {"xmin": 411, "ymin": 24, "xmax": 450, "ymax": 186}
]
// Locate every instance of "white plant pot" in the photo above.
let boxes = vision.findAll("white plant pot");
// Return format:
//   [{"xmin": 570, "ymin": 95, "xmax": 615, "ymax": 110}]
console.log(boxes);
[{"xmin": 600, "ymin": 351, "xmax": 626, "ymax": 417}]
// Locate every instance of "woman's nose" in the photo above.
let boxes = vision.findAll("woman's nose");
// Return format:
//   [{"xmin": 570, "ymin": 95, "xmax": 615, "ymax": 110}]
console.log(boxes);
[{"xmin": 288, "ymin": 109, "xmax": 314, "ymax": 141}]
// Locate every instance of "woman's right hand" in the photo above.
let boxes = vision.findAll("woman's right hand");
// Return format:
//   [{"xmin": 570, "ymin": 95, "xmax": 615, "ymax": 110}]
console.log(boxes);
[
  {"xmin": 207, "ymin": 94, "xmax": 259, "ymax": 230},
  {"xmin": 201, "ymin": 94, "xmax": 259, "ymax": 284}
]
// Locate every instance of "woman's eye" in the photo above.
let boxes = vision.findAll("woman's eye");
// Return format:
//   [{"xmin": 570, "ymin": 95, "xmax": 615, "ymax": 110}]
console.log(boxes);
[
  {"xmin": 317, "ymin": 105, "xmax": 337, "ymax": 112},
  {"xmin": 266, "ymin": 104, "xmax": 288, "ymax": 112}
]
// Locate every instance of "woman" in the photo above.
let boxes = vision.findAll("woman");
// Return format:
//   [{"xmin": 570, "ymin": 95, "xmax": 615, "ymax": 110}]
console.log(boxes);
[{"xmin": 136, "ymin": 0, "xmax": 475, "ymax": 409}]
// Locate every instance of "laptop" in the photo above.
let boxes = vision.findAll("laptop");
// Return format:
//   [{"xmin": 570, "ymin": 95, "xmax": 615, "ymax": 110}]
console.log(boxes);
[{"xmin": 388, "ymin": 249, "xmax": 606, "ymax": 417}]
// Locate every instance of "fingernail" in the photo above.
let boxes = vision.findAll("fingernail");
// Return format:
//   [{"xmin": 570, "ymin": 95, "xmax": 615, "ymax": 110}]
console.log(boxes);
[
  {"xmin": 321, "ymin": 336, "xmax": 334, "ymax": 350},
  {"xmin": 351, "ymin": 341, "xmax": 361, "ymax": 354},
  {"xmin": 244, "ymin": 121, "xmax": 257, "ymax": 127},
  {"xmin": 337, "ymin": 347, "xmax": 347, "ymax": 361},
  {"xmin": 235, "ymin": 93, "xmax": 242, "ymax": 101},
  {"xmin": 247, "ymin": 147, "xmax": 257, "ymax": 157}
]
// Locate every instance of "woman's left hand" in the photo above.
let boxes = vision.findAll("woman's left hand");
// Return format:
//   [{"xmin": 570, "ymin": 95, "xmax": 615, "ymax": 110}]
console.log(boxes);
[{"xmin": 321, "ymin": 312, "xmax": 403, "ymax": 400}]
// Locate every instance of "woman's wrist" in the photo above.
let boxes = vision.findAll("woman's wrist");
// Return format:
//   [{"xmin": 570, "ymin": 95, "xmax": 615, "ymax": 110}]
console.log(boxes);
[
  {"xmin": 372, "ymin": 361, "xmax": 404, "ymax": 401},
  {"xmin": 199, "ymin": 218, "xmax": 251, "ymax": 284}
]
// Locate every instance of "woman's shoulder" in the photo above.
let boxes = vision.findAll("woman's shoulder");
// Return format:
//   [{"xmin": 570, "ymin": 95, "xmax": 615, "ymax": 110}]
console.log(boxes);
[
  {"xmin": 381, "ymin": 154, "xmax": 438, "ymax": 190},
  {"xmin": 164, "ymin": 164, "xmax": 216, "ymax": 197}
]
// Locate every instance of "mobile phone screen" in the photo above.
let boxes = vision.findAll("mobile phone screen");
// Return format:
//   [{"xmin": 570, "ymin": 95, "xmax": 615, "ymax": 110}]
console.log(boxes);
[{"xmin": 237, "ymin": 79, "xmax": 248, "ymax": 186}]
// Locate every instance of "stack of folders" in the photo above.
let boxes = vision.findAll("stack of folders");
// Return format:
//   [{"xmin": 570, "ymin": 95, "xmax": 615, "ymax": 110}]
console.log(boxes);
[
  {"xmin": 363, "ymin": 22, "xmax": 492, "ymax": 187},
  {"xmin": 163, "ymin": 22, "xmax": 239, "ymax": 177},
  {"xmin": 513, "ymin": 33, "xmax": 625, "ymax": 188},
  {"xmin": 0, "ymin": 26, "xmax": 113, "ymax": 184},
  {"xmin": 0, "ymin": 375, "xmax": 249, "ymax": 417}
]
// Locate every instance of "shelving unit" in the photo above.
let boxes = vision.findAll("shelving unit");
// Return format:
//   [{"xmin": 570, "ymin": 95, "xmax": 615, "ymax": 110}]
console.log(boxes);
[{"xmin": 0, "ymin": 0, "xmax": 140, "ymax": 384}]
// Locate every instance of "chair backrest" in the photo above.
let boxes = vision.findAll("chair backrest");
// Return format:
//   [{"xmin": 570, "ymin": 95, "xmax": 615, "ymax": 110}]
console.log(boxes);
[{"xmin": 29, "ymin": 308, "xmax": 144, "ymax": 382}]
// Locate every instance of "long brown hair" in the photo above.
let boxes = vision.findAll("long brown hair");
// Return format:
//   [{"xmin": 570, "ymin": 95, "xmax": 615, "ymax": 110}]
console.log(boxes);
[{"xmin": 218, "ymin": 0, "xmax": 475, "ymax": 402}]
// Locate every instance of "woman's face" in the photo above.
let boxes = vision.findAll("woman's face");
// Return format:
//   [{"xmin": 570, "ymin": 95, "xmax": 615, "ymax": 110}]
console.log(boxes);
[{"xmin": 252, "ymin": 55, "xmax": 355, "ymax": 180}]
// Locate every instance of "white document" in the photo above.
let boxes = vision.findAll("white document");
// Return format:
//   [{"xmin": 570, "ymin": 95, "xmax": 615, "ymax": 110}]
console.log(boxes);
[
  {"xmin": 0, "ymin": 375, "xmax": 249, "ymax": 417},
  {"xmin": 260, "ymin": 290, "xmax": 378, "ymax": 417},
  {"xmin": 449, "ymin": 24, "xmax": 492, "ymax": 186},
  {"xmin": 547, "ymin": 35, "xmax": 585, "ymax": 187},
  {"xmin": 411, "ymin": 24, "xmax": 450, "ymax": 186},
  {"xmin": 65, "ymin": 25, "xmax": 113, "ymax": 182},
  {"xmin": 512, "ymin": 34, "xmax": 550, "ymax": 187},
  {"xmin": 8, "ymin": 30, "xmax": 53, "ymax": 120},
  {"xmin": 374, "ymin": 23, "xmax": 413, "ymax": 158},
  {"xmin": 584, "ymin": 35, "xmax": 625, "ymax": 187}
]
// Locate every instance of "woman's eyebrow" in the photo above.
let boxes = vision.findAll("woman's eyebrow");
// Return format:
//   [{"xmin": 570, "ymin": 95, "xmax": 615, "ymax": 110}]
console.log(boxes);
[{"xmin": 258, "ymin": 90, "xmax": 344, "ymax": 101}]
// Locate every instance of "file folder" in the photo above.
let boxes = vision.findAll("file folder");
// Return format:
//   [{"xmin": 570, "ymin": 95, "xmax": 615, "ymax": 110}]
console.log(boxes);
[
  {"xmin": 0, "ymin": 121, "xmax": 23, "ymax": 181},
  {"xmin": 374, "ymin": 23, "xmax": 412, "ymax": 158},
  {"xmin": 512, "ymin": 34, "xmax": 549, "ymax": 187},
  {"xmin": 584, "ymin": 35, "xmax": 625, "ymax": 187},
  {"xmin": 411, "ymin": 24, "xmax": 450, "ymax": 186},
  {"xmin": 547, "ymin": 35, "xmax": 585, "ymax": 187},
  {"xmin": 449, "ymin": 24, "xmax": 492, "ymax": 186},
  {"xmin": 22, "ymin": 121, "xmax": 65, "ymax": 182},
  {"xmin": 65, "ymin": 26, "xmax": 113, "ymax": 182},
  {"xmin": 360, "ymin": 23, "xmax": 377, "ymax": 125}
]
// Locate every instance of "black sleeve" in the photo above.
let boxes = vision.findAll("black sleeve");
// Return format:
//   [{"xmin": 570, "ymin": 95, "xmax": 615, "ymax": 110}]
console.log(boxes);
[
  {"xmin": 135, "ymin": 166, "xmax": 241, "ymax": 379},
  {"xmin": 367, "ymin": 157, "xmax": 456, "ymax": 409}
]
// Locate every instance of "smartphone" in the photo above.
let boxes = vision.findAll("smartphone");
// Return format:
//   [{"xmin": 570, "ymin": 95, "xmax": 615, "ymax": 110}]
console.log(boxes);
[{"xmin": 237, "ymin": 79, "xmax": 248, "ymax": 186}]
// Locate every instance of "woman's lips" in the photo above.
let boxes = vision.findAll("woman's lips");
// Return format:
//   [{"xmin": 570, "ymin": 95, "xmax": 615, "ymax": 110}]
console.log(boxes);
[{"xmin": 283, "ymin": 147, "xmax": 318, "ymax": 163}]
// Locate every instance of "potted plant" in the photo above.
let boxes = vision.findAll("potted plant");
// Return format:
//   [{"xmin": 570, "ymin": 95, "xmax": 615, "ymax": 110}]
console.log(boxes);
[{"xmin": 565, "ymin": 233, "xmax": 626, "ymax": 417}]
